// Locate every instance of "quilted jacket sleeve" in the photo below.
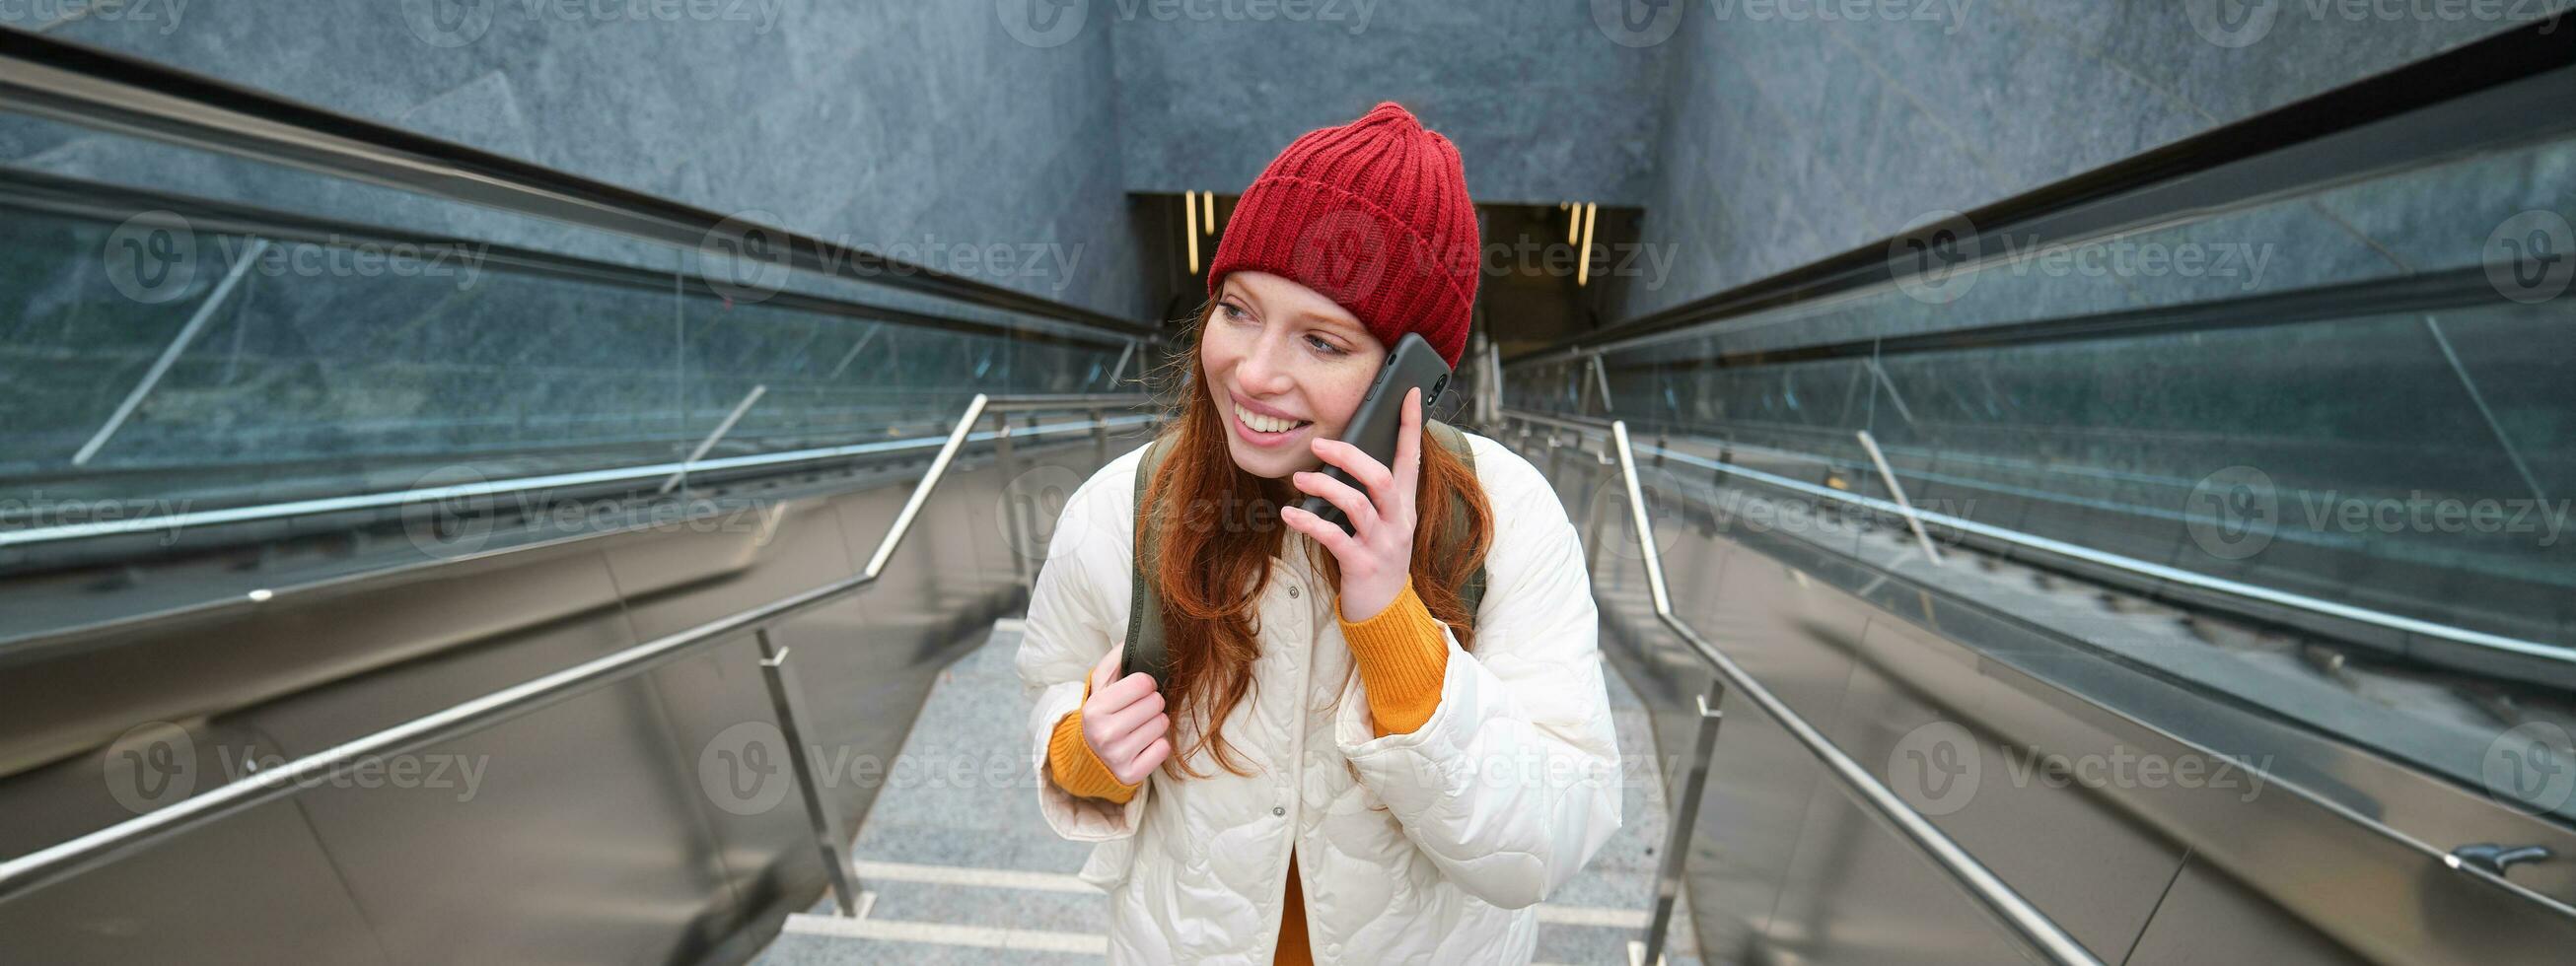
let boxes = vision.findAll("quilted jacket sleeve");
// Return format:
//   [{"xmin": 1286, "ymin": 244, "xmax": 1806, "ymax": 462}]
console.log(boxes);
[
  {"xmin": 1331, "ymin": 437, "xmax": 1623, "ymax": 910},
  {"xmin": 1014, "ymin": 448, "xmax": 1151, "ymax": 842}
]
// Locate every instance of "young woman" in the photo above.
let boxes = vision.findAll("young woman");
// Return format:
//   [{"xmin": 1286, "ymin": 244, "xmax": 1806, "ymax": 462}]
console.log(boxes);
[{"xmin": 1015, "ymin": 103, "xmax": 1621, "ymax": 964}]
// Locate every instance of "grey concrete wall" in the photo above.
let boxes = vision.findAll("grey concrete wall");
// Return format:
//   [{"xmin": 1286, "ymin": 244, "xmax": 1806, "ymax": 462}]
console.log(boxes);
[
  {"xmin": 1107, "ymin": 0, "xmax": 1672, "ymax": 205},
  {"xmin": 11, "ymin": 1, "xmax": 1152, "ymax": 321},
  {"xmin": 1607, "ymin": 0, "xmax": 2570, "ymax": 320}
]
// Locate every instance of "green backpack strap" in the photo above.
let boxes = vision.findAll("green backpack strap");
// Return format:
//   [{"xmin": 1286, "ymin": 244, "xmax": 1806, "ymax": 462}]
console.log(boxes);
[
  {"xmin": 1122, "ymin": 435, "xmax": 1177, "ymax": 686},
  {"xmin": 1123, "ymin": 420, "xmax": 1486, "ymax": 687}
]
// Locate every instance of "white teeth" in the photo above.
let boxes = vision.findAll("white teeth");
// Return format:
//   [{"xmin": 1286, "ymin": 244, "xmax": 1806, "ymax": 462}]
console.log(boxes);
[{"xmin": 1236, "ymin": 404, "xmax": 1306, "ymax": 435}]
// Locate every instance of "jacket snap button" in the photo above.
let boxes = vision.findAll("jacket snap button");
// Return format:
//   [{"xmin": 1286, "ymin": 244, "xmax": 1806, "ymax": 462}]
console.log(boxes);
[
  {"xmin": 1287, "ymin": 585, "xmax": 1300, "ymax": 598},
  {"xmin": 1327, "ymin": 943, "xmax": 1342, "ymax": 957},
  {"xmin": 1272, "ymin": 805, "xmax": 1285, "ymax": 816}
]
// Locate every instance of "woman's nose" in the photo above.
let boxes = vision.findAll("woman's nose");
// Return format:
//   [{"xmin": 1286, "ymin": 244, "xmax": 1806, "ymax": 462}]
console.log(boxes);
[{"xmin": 1234, "ymin": 329, "xmax": 1297, "ymax": 393}]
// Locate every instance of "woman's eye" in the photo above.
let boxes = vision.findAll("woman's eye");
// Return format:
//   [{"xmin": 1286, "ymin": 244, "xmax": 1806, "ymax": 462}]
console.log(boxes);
[
  {"xmin": 1221, "ymin": 303, "xmax": 1252, "ymax": 322},
  {"xmin": 1305, "ymin": 335, "xmax": 1345, "ymax": 356}
]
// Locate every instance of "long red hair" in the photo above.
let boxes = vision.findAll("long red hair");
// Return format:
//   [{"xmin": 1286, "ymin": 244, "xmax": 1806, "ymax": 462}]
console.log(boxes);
[{"xmin": 1137, "ymin": 299, "xmax": 1493, "ymax": 781}]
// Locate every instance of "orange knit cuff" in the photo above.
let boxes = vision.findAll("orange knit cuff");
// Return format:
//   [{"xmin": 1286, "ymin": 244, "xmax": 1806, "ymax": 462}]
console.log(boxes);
[
  {"xmin": 1336, "ymin": 575, "xmax": 1449, "ymax": 737},
  {"xmin": 1046, "ymin": 674, "xmax": 1139, "ymax": 803}
]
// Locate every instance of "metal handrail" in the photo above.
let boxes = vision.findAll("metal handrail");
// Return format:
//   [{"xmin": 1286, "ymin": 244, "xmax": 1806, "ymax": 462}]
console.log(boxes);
[
  {"xmin": 0, "ymin": 167, "xmax": 1141, "ymax": 355},
  {"xmin": 1505, "ymin": 409, "xmax": 2565, "ymax": 662},
  {"xmin": 1516, "ymin": 408, "xmax": 2102, "ymax": 965},
  {"xmin": 0, "ymin": 394, "xmax": 1160, "ymax": 907},
  {"xmin": 1519, "ymin": 409, "xmax": 2576, "ymax": 936},
  {"xmin": 1, "ymin": 403, "xmax": 1157, "ymax": 549}
]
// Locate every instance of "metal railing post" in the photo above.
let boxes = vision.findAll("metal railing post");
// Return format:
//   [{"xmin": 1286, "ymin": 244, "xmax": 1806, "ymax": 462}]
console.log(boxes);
[
  {"xmin": 755, "ymin": 628, "xmax": 861, "ymax": 917},
  {"xmin": 1640, "ymin": 690, "xmax": 1724, "ymax": 966},
  {"xmin": 1582, "ymin": 413, "xmax": 2100, "ymax": 966}
]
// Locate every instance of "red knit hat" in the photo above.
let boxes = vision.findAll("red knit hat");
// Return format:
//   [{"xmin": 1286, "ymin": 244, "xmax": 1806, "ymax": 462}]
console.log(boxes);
[{"xmin": 1205, "ymin": 102, "xmax": 1480, "ymax": 369}]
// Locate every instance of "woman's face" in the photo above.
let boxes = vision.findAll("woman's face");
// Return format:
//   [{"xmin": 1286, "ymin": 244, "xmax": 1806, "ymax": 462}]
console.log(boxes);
[{"xmin": 1200, "ymin": 270, "xmax": 1386, "ymax": 479}]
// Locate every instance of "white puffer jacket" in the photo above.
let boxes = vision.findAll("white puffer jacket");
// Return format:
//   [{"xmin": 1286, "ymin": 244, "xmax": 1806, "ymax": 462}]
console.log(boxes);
[{"xmin": 1014, "ymin": 430, "xmax": 1623, "ymax": 964}]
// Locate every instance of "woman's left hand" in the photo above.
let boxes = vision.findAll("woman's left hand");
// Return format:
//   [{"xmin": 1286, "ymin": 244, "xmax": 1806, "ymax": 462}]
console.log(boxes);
[{"xmin": 1281, "ymin": 385, "xmax": 1423, "ymax": 623}]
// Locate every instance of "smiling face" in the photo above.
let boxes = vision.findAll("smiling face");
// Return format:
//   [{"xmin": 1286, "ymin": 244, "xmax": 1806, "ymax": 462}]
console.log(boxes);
[{"xmin": 1199, "ymin": 270, "xmax": 1387, "ymax": 479}]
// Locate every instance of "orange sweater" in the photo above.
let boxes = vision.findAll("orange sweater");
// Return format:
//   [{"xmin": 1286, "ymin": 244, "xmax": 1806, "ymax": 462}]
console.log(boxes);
[{"xmin": 1044, "ymin": 575, "xmax": 1451, "ymax": 965}]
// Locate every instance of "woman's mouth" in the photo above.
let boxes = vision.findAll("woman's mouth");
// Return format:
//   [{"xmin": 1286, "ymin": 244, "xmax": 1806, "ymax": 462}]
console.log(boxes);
[{"xmin": 1230, "ymin": 401, "xmax": 1312, "ymax": 448}]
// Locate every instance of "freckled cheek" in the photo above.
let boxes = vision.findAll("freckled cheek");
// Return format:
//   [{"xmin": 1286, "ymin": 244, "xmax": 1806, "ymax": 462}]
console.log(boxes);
[{"xmin": 1307, "ymin": 374, "xmax": 1375, "ymax": 439}]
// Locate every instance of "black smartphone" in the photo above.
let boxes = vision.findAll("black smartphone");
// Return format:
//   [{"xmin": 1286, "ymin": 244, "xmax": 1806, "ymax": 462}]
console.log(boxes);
[{"xmin": 1297, "ymin": 332, "xmax": 1453, "ymax": 536}]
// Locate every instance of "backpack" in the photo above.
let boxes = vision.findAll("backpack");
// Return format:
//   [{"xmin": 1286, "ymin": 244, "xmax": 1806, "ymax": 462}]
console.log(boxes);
[{"xmin": 1120, "ymin": 420, "xmax": 1487, "ymax": 686}]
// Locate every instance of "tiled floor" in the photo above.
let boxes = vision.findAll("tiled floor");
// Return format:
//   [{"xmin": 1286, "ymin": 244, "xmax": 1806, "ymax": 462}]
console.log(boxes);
[{"xmin": 752, "ymin": 619, "xmax": 1706, "ymax": 965}]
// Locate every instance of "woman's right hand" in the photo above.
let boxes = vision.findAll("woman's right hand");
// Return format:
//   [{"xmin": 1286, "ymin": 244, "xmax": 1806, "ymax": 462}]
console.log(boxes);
[{"xmin": 1083, "ymin": 649, "xmax": 1173, "ymax": 786}]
